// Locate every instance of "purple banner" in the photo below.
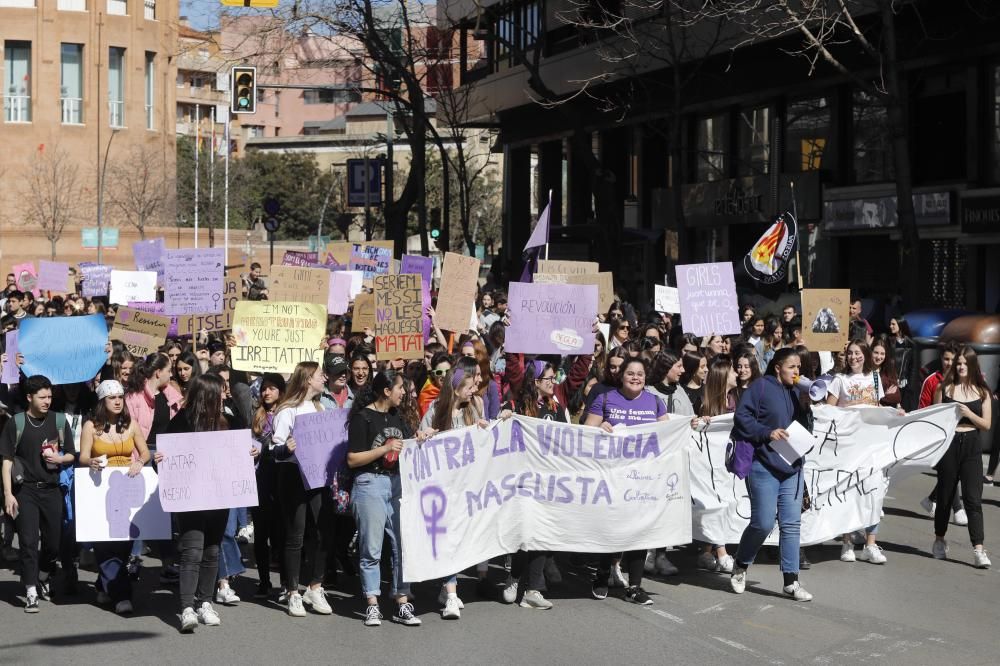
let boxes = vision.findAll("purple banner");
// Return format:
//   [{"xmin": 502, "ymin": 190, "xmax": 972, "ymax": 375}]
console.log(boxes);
[
  {"xmin": 128, "ymin": 301, "xmax": 180, "ymax": 338},
  {"xmin": 674, "ymin": 262, "xmax": 741, "ymax": 336},
  {"xmin": 350, "ymin": 244, "xmax": 392, "ymax": 281},
  {"xmin": 401, "ymin": 255, "xmax": 433, "ymax": 343},
  {"xmin": 282, "ymin": 251, "xmax": 319, "ymax": 267},
  {"xmin": 2, "ymin": 331, "xmax": 18, "ymax": 384},
  {"xmin": 37, "ymin": 261, "xmax": 69, "ymax": 293},
  {"xmin": 133, "ymin": 238, "xmax": 166, "ymax": 283},
  {"xmin": 79, "ymin": 263, "xmax": 112, "ymax": 298},
  {"xmin": 164, "ymin": 248, "xmax": 225, "ymax": 315},
  {"xmin": 292, "ymin": 410, "xmax": 350, "ymax": 490},
  {"xmin": 504, "ymin": 281, "xmax": 598, "ymax": 355},
  {"xmin": 156, "ymin": 429, "xmax": 258, "ymax": 512}
]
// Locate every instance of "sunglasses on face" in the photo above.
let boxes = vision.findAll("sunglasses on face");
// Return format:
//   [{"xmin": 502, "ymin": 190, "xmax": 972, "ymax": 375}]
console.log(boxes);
[{"xmin": 432, "ymin": 369, "xmax": 449, "ymax": 376}]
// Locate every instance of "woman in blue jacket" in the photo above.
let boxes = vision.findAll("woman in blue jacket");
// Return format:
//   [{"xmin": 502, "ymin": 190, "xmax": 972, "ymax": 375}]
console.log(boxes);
[{"xmin": 728, "ymin": 348, "xmax": 813, "ymax": 602}]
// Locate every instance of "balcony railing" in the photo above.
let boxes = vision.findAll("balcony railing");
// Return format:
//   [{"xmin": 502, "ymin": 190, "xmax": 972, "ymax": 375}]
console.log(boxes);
[
  {"xmin": 4, "ymin": 95, "xmax": 31, "ymax": 123},
  {"xmin": 62, "ymin": 97, "xmax": 83, "ymax": 124},
  {"xmin": 145, "ymin": 103, "xmax": 153, "ymax": 129},
  {"xmin": 109, "ymin": 100, "xmax": 125, "ymax": 127},
  {"xmin": 144, "ymin": 0, "xmax": 155, "ymax": 19}
]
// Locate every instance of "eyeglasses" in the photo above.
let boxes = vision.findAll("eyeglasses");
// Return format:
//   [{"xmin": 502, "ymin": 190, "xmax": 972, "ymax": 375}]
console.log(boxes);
[
  {"xmin": 432, "ymin": 369, "xmax": 449, "ymax": 376},
  {"xmin": 537, "ymin": 375, "xmax": 555, "ymax": 383}
]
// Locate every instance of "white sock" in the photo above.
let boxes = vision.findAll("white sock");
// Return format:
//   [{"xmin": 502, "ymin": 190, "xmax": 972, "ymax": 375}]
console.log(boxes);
[
  {"xmin": 26, "ymin": 585, "xmax": 37, "ymax": 598},
  {"xmin": 447, "ymin": 592, "xmax": 457, "ymax": 600}
]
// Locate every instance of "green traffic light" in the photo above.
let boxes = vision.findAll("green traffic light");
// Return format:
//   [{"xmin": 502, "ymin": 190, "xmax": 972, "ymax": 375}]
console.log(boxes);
[
  {"xmin": 239, "ymin": 97, "xmax": 250, "ymax": 108},
  {"xmin": 430, "ymin": 229, "xmax": 440, "ymax": 239}
]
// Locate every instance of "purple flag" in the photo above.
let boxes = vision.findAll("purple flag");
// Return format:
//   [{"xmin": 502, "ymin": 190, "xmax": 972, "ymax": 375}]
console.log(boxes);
[{"xmin": 522, "ymin": 191, "xmax": 551, "ymax": 252}]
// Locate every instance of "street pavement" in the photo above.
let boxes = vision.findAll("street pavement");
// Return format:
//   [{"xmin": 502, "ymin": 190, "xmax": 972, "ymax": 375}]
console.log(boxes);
[{"xmin": 0, "ymin": 466, "xmax": 997, "ymax": 665}]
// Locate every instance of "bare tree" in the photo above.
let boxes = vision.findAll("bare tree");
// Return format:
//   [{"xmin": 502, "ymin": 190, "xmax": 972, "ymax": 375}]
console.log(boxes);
[
  {"xmin": 107, "ymin": 144, "xmax": 170, "ymax": 240},
  {"xmin": 20, "ymin": 145, "xmax": 81, "ymax": 260}
]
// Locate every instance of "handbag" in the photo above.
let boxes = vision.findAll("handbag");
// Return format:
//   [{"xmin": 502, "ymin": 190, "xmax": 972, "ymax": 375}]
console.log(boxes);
[
  {"xmin": 329, "ymin": 468, "xmax": 353, "ymax": 515},
  {"xmin": 725, "ymin": 439, "xmax": 755, "ymax": 479}
]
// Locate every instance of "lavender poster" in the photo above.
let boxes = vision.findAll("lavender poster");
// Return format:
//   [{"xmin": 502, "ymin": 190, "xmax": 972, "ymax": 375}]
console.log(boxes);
[
  {"xmin": 674, "ymin": 262, "xmax": 741, "ymax": 336},
  {"xmin": 156, "ymin": 429, "xmax": 258, "ymax": 512},
  {"xmin": 504, "ymin": 282, "xmax": 598, "ymax": 355},
  {"xmin": 133, "ymin": 238, "xmax": 166, "ymax": 284},
  {"xmin": 164, "ymin": 248, "xmax": 225, "ymax": 315},
  {"xmin": 400, "ymin": 254, "xmax": 433, "ymax": 343},
  {"xmin": 292, "ymin": 409, "xmax": 350, "ymax": 490}
]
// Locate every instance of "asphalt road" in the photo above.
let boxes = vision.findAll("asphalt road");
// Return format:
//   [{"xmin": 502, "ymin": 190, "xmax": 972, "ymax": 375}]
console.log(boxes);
[{"xmin": 0, "ymin": 466, "xmax": 997, "ymax": 666}]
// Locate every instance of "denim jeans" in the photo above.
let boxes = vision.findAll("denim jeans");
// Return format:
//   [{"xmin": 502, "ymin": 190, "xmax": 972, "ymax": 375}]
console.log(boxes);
[
  {"xmin": 736, "ymin": 459, "xmax": 803, "ymax": 574},
  {"xmin": 351, "ymin": 472, "xmax": 409, "ymax": 598},
  {"xmin": 218, "ymin": 508, "xmax": 246, "ymax": 580}
]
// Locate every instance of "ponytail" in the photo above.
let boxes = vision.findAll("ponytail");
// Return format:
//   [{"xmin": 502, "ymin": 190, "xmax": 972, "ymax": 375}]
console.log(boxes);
[{"xmin": 125, "ymin": 352, "xmax": 170, "ymax": 395}]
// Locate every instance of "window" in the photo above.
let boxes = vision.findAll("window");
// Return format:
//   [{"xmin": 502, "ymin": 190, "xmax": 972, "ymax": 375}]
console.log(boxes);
[
  {"xmin": 108, "ymin": 47, "xmax": 125, "ymax": 127},
  {"xmin": 994, "ymin": 67, "xmax": 1000, "ymax": 183},
  {"xmin": 695, "ymin": 113, "xmax": 727, "ymax": 182},
  {"xmin": 58, "ymin": 0, "xmax": 87, "ymax": 10},
  {"xmin": 246, "ymin": 125, "xmax": 263, "ymax": 138},
  {"xmin": 3, "ymin": 41, "xmax": 31, "ymax": 123},
  {"xmin": 426, "ymin": 64, "xmax": 453, "ymax": 94},
  {"xmin": 144, "ymin": 0, "xmax": 155, "ymax": 19},
  {"xmin": 107, "ymin": 0, "xmax": 126, "ymax": 15},
  {"xmin": 60, "ymin": 44, "xmax": 84, "ymax": 124},
  {"xmin": 492, "ymin": 0, "xmax": 540, "ymax": 71},
  {"xmin": 0, "ymin": 0, "xmax": 36, "ymax": 7},
  {"xmin": 737, "ymin": 105, "xmax": 770, "ymax": 176},
  {"xmin": 785, "ymin": 97, "xmax": 832, "ymax": 173},
  {"xmin": 303, "ymin": 126, "xmax": 320, "ymax": 136},
  {"xmin": 304, "ymin": 89, "xmax": 336, "ymax": 104},
  {"xmin": 852, "ymin": 89, "xmax": 893, "ymax": 183},
  {"xmin": 176, "ymin": 72, "xmax": 184, "ymax": 87},
  {"xmin": 145, "ymin": 52, "xmax": 155, "ymax": 129},
  {"xmin": 191, "ymin": 76, "xmax": 204, "ymax": 90}
]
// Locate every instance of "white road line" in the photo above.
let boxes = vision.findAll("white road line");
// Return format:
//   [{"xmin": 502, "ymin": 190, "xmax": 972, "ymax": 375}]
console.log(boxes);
[
  {"xmin": 647, "ymin": 608, "xmax": 685, "ymax": 624},
  {"xmin": 695, "ymin": 602, "xmax": 728, "ymax": 614}
]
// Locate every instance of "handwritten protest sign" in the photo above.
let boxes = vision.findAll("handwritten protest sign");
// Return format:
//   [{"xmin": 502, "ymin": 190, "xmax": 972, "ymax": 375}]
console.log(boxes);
[
  {"xmin": 801, "ymin": 289, "xmax": 850, "ymax": 352},
  {"xmin": 399, "ymin": 415, "xmax": 692, "ymax": 581},
  {"xmin": 350, "ymin": 244, "xmax": 393, "ymax": 282},
  {"xmin": 164, "ymin": 248, "xmax": 225, "ymax": 315},
  {"xmin": 2, "ymin": 331, "xmax": 18, "ymax": 384},
  {"xmin": 352, "ymin": 292, "xmax": 376, "ymax": 330},
  {"xmin": 537, "ymin": 259, "xmax": 598, "ymax": 275},
  {"xmin": 156, "ymin": 429, "xmax": 258, "ymax": 512},
  {"xmin": 74, "ymin": 468, "xmax": 171, "ymax": 542},
  {"xmin": 340, "ymin": 270, "xmax": 364, "ymax": 298},
  {"xmin": 654, "ymin": 284, "xmax": 680, "ymax": 313},
  {"xmin": 674, "ymin": 262, "xmax": 740, "ymax": 336},
  {"xmin": 13, "ymin": 262, "xmax": 39, "ymax": 297},
  {"xmin": 436, "ymin": 253, "xmax": 480, "ymax": 333},
  {"xmin": 128, "ymin": 301, "xmax": 179, "ymax": 338},
  {"xmin": 292, "ymin": 409, "xmax": 350, "ymax": 490},
  {"xmin": 536, "ymin": 271, "xmax": 614, "ymax": 313},
  {"xmin": 281, "ymin": 251, "xmax": 319, "ymax": 267},
  {"xmin": 326, "ymin": 242, "xmax": 353, "ymax": 267},
  {"xmin": 373, "ymin": 274, "xmax": 423, "ymax": 360},
  {"xmin": 268, "ymin": 265, "xmax": 330, "ymax": 305},
  {"xmin": 231, "ymin": 301, "xmax": 326, "ymax": 373},
  {"xmin": 37, "ymin": 261, "xmax": 71, "ymax": 293},
  {"xmin": 19, "ymin": 314, "xmax": 108, "ymax": 385},
  {"xmin": 110, "ymin": 307, "xmax": 171, "ymax": 358},
  {"xmin": 505, "ymin": 282, "xmax": 598, "ymax": 354},
  {"xmin": 328, "ymin": 271, "xmax": 353, "ymax": 315},
  {"xmin": 174, "ymin": 265, "xmax": 241, "ymax": 336},
  {"xmin": 109, "ymin": 270, "xmax": 157, "ymax": 306},
  {"xmin": 80, "ymin": 263, "xmax": 112, "ymax": 297},
  {"xmin": 401, "ymin": 254, "xmax": 433, "ymax": 342},
  {"xmin": 133, "ymin": 238, "xmax": 166, "ymax": 284}
]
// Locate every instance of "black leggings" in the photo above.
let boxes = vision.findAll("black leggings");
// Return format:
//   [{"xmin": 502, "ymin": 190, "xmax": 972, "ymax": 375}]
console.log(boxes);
[
  {"xmin": 278, "ymin": 463, "xmax": 326, "ymax": 591},
  {"xmin": 935, "ymin": 431, "xmax": 985, "ymax": 545},
  {"xmin": 177, "ymin": 509, "xmax": 228, "ymax": 611},
  {"xmin": 511, "ymin": 551, "xmax": 546, "ymax": 592},
  {"xmin": 594, "ymin": 550, "xmax": 644, "ymax": 589},
  {"xmin": 251, "ymin": 459, "xmax": 285, "ymax": 588}
]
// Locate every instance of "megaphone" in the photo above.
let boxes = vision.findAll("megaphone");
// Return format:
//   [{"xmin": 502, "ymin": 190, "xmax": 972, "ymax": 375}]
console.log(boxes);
[{"xmin": 796, "ymin": 376, "xmax": 829, "ymax": 403}]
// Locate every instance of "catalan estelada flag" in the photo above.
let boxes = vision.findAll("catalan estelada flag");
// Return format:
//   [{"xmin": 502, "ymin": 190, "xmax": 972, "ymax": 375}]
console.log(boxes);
[{"xmin": 744, "ymin": 212, "xmax": 797, "ymax": 286}]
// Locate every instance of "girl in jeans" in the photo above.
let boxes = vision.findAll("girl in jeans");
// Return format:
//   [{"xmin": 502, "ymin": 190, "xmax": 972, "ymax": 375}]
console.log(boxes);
[
  {"xmin": 348, "ymin": 371, "xmax": 434, "ymax": 627},
  {"xmin": 729, "ymin": 348, "xmax": 813, "ymax": 602}
]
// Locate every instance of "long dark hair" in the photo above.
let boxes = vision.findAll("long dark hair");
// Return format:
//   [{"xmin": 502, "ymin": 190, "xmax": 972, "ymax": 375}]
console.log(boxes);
[
  {"xmin": 942, "ymin": 345, "xmax": 990, "ymax": 400},
  {"xmin": 844, "ymin": 340, "xmax": 875, "ymax": 376},
  {"xmin": 90, "ymin": 395, "xmax": 133, "ymax": 434},
  {"xmin": 345, "ymin": 370, "xmax": 402, "ymax": 431},
  {"xmin": 680, "ymin": 352, "xmax": 704, "ymax": 386},
  {"xmin": 513, "ymin": 359, "xmax": 556, "ymax": 418},
  {"xmin": 252, "ymin": 375, "xmax": 284, "ymax": 437},
  {"xmin": 702, "ymin": 355, "xmax": 734, "ymax": 417},
  {"xmin": 764, "ymin": 347, "xmax": 800, "ymax": 378},
  {"xmin": 175, "ymin": 351, "xmax": 202, "ymax": 390},
  {"xmin": 183, "ymin": 374, "xmax": 228, "ymax": 432},
  {"xmin": 126, "ymin": 352, "xmax": 170, "ymax": 396},
  {"xmin": 871, "ymin": 335, "xmax": 898, "ymax": 386},
  {"xmin": 647, "ymin": 350, "xmax": 680, "ymax": 387}
]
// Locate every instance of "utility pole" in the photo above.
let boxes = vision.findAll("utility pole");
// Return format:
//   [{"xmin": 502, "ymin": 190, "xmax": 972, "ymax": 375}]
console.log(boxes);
[
  {"xmin": 96, "ymin": 11, "xmax": 103, "ymax": 263},
  {"xmin": 223, "ymin": 108, "xmax": 231, "ymax": 263},
  {"xmin": 194, "ymin": 105, "xmax": 200, "ymax": 248}
]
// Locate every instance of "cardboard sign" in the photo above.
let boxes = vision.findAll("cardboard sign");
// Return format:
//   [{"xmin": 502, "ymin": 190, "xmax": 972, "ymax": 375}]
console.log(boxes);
[
  {"xmin": 352, "ymin": 292, "xmax": 376, "ymax": 330},
  {"xmin": 109, "ymin": 307, "xmax": 171, "ymax": 358},
  {"xmin": 436, "ymin": 252, "xmax": 480, "ymax": 333},
  {"xmin": 80, "ymin": 263, "xmax": 113, "ymax": 298},
  {"xmin": 505, "ymin": 281, "xmax": 599, "ymax": 355},
  {"xmin": 109, "ymin": 270, "xmax": 157, "ymax": 306},
  {"xmin": 156, "ymin": 429, "xmax": 258, "ymax": 512},
  {"xmin": 164, "ymin": 248, "xmax": 225, "ymax": 315},
  {"xmin": 174, "ymin": 265, "xmax": 242, "ymax": 336},
  {"xmin": 801, "ymin": 289, "xmax": 850, "ymax": 352},
  {"xmin": 2, "ymin": 331, "xmax": 18, "ymax": 384},
  {"xmin": 133, "ymin": 238, "xmax": 166, "ymax": 284},
  {"xmin": 18, "ymin": 314, "xmax": 108, "ymax": 385},
  {"xmin": 231, "ymin": 301, "xmax": 326, "ymax": 373},
  {"xmin": 567, "ymin": 273, "xmax": 613, "ymax": 313},
  {"xmin": 13, "ymin": 262, "xmax": 39, "ymax": 297},
  {"xmin": 674, "ymin": 262, "xmax": 741, "ymax": 336},
  {"xmin": 326, "ymin": 242, "xmax": 353, "ymax": 267},
  {"xmin": 350, "ymin": 244, "xmax": 393, "ymax": 282},
  {"xmin": 37, "ymin": 261, "xmax": 72, "ymax": 293},
  {"xmin": 268, "ymin": 265, "xmax": 330, "ymax": 306},
  {"xmin": 654, "ymin": 285, "xmax": 680, "ymax": 313},
  {"xmin": 373, "ymin": 274, "xmax": 424, "ymax": 360},
  {"xmin": 292, "ymin": 409, "xmax": 350, "ymax": 490},
  {"xmin": 537, "ymin": 259, "xmax": 598, "ymax": 275},
  {"xmin": 281, "ymin": 251, "xmax": 319, "ymax": 267},
  {"xmin": 74, "ymin": 468, "xmax": 171, "ymax": 542},
  {"xmin": 129, "ymin": 301, "xmax": 180, "ymax": 338}
]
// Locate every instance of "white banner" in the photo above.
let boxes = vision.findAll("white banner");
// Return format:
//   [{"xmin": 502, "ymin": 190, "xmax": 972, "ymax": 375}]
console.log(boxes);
[
  {"xmin": 690, "ymin": 403, "xmax": 960, "ymax": 546},
  {"xmin": 74, "ymin": 468, "xmax": 171, "ymax": 542},
  {"xmin": 399, "ymin": 415, "xmax": 693, "ymax": 582}
]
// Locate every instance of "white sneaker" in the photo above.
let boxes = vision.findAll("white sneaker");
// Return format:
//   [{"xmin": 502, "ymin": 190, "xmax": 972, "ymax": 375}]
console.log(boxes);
[
  {"xmin": 214, "ymin": 585, "xmax": 241, "ymax": 605},
  {"xmin": 287, "ymin": 592, "xmax": 306, "ymax": 617},
  {"xmin": 932, "ymin": 539, "xmax": 949, "ymax": 559},
  {"xmin": 729, "ymin": 567, "xmax": 746, "ymax": 594},
  {"xmin": 716, "ymin": 554, "xmax": 735, "ymax": 573},
  {"xmin": 644, "ymin": 549, "xmax": 656, "ymax": 573},
  {"xmin": 392, "ymin": 602, "xmax": 422, "ymax": 626},
  {"xmin": 180, "ymin": 606, "xmax": 198, "ymax": 633},
  {"xmin": 953, "ymin": 509, "xmax": 969, "ymax": 526},
  {"xmin": 519, "ymin": 589, "xmax": 553, "ymax": 609},
  {"xmin": 783, "ymin": 581, "xmax": 813, "ymax": 602},
  {"xmin": 115, "ymin": 600, "xmax": 134, "ymax": 615},
  {"xmin": 973, "ymin": 549, "xmax": 991, "ymax": 569},
  {"xmin": 501, "ymin": 576, "xmax": 519, "ymax": 604},
  {"xmin": 302, "ymin": 586, "xmax": 332, "ymax": 615},
  {"xmin": 364, "ymin": 604, "xmax": 382, "ymax": 627},
  {"xmin": 608, "ymin": 563, "xmax": 628, "ymax": 588},
  {"xmin": 840, "ymin": 542, "xmax": 856, "ymax": 562},
  {"xmin": 655, "ymin": 552, "xmax": 679, "ymax": 576},
  {"xmin": 437, "ymin": 586, "xmax": 464, "ymax": 609},
  {"xmin": 441, "ymin": 595, "xmax": 461, "ymax": 619},
  {"xmin": 920, "ymin": 496, "xmax": 936, "ymax": 514},
  {"xmin": 197, "ymin": 601, "xmax": 221, "ymax": 626},
  {"xmin": 236, "ymin": 524, "xmax": 254, "ymax": 544},
  {"xmin": 857, "ymin": 544, "xmax": 887, "ymax": 565},
  {"xmin": 696, "ymin": 551, "xmax": 719, "ymax": 571}
]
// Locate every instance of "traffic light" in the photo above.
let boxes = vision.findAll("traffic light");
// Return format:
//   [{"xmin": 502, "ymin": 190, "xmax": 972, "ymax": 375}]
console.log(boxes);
[
  {"xmin": 231, "ymin": 66, "xmax": 257, "ymax": 114},
  {"xmin": 430, "ymin": 207, "xmax": 441, "ymax": 240}
]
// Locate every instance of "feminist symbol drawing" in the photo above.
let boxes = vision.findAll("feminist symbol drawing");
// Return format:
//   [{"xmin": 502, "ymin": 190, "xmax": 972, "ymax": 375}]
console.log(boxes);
[{"xmin": 420, "ymin": 486, "xmax": 447, "ymax": 559}]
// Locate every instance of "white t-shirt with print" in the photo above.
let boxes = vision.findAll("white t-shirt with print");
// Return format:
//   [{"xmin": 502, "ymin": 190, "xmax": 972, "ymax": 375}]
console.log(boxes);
[{"xmin": 827, "ymin": 372, "xmax": 884, "ymax": 407}]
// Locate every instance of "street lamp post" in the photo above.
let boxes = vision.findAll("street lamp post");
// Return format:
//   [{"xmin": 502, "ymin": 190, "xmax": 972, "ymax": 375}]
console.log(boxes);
[{"xmin": 96, "ymin": 128, "xmax": 119, "ymax": 264}]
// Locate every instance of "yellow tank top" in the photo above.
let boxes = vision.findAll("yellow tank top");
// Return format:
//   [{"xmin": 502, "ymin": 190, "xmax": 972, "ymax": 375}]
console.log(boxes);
[{"xmin": 92, "ymin": 430, "xmax": 136, "ymax": 467}]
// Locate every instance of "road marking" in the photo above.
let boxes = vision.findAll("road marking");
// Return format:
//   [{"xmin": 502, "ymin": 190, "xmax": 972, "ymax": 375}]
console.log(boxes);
[
  {"xmin": 696, "ymin": 602, "xmax": 728, "ymax": 614},
  {"xmin": 646, "ymin": 608, "xmax": 684, "ymax": 624},
  {"xmin": 759, "ymin": 604, "xmax": 774, "ymax": 612},
  {"xmin": 712, "ymin": 636, "xmax": 757, "ymax": 653},
  {"xmin": 855, "ymin": 633, "xmax": 888, "ymax": 642}
]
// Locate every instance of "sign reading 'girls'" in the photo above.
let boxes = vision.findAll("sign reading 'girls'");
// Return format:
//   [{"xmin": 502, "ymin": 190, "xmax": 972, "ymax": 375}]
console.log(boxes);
[{"xmin": 674, "ymin": 262, "xmax": 740, "ymax": 337}]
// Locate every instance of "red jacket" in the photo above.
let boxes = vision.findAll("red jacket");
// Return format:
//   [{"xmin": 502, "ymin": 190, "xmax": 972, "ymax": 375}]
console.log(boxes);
[
  {"xmin": 918, "ymin": 372, "xmax": 942, "ymax": 410},
  {"xmin": 504, "ymin": 352, "xmax": 592, "ymax": 410}
]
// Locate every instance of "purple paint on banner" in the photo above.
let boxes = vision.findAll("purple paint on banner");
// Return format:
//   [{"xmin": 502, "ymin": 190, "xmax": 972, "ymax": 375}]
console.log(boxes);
[
  {"xmin": 674, "ymin": 262, "xmax": 741, "ymax": 336},
  {"xmin": 80, "ymin": 263, "xmax": 113, "ymax": 298},
  {"xmin": 164, "ymin": 248, "xmax": 225, "ymax": 315},
  {"xmin": 133, "ymin": 238, "xmax": 166, "ymax": 283},
  {"xmin": 401, "ymin": 255, "xmax": 433, "ymax": 342},
  {"xmin": 282, "ymin": 251, "xmax": 319, "ymax": 267},
  {"xmin": 129, "ymin": 301, "xmax": 180, "ymax": 337},
  {"xmin": 156, "ymin": 429, "xmax": 258, "ymax": 512},
  {"xmin": 350, "ymin": 244, "xmax": 392, "ymax": 280},
  {"xmin": 2, "ymin": 331, "xmax": 18, "ymax": 384},
  {"xmin": 37, "ymin": 261, "xmax": 69, "ymax": 293},
  {"xmin": 105, "ymin": 470, "xmax": 147, "ymax": 539},
  {"xmin": 504, "ymin": 282, "xmax": 598, "ymax": 355},
  {"xmin": 292, "ymin": 410, "xmax": 350, "ymax": 490}
]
